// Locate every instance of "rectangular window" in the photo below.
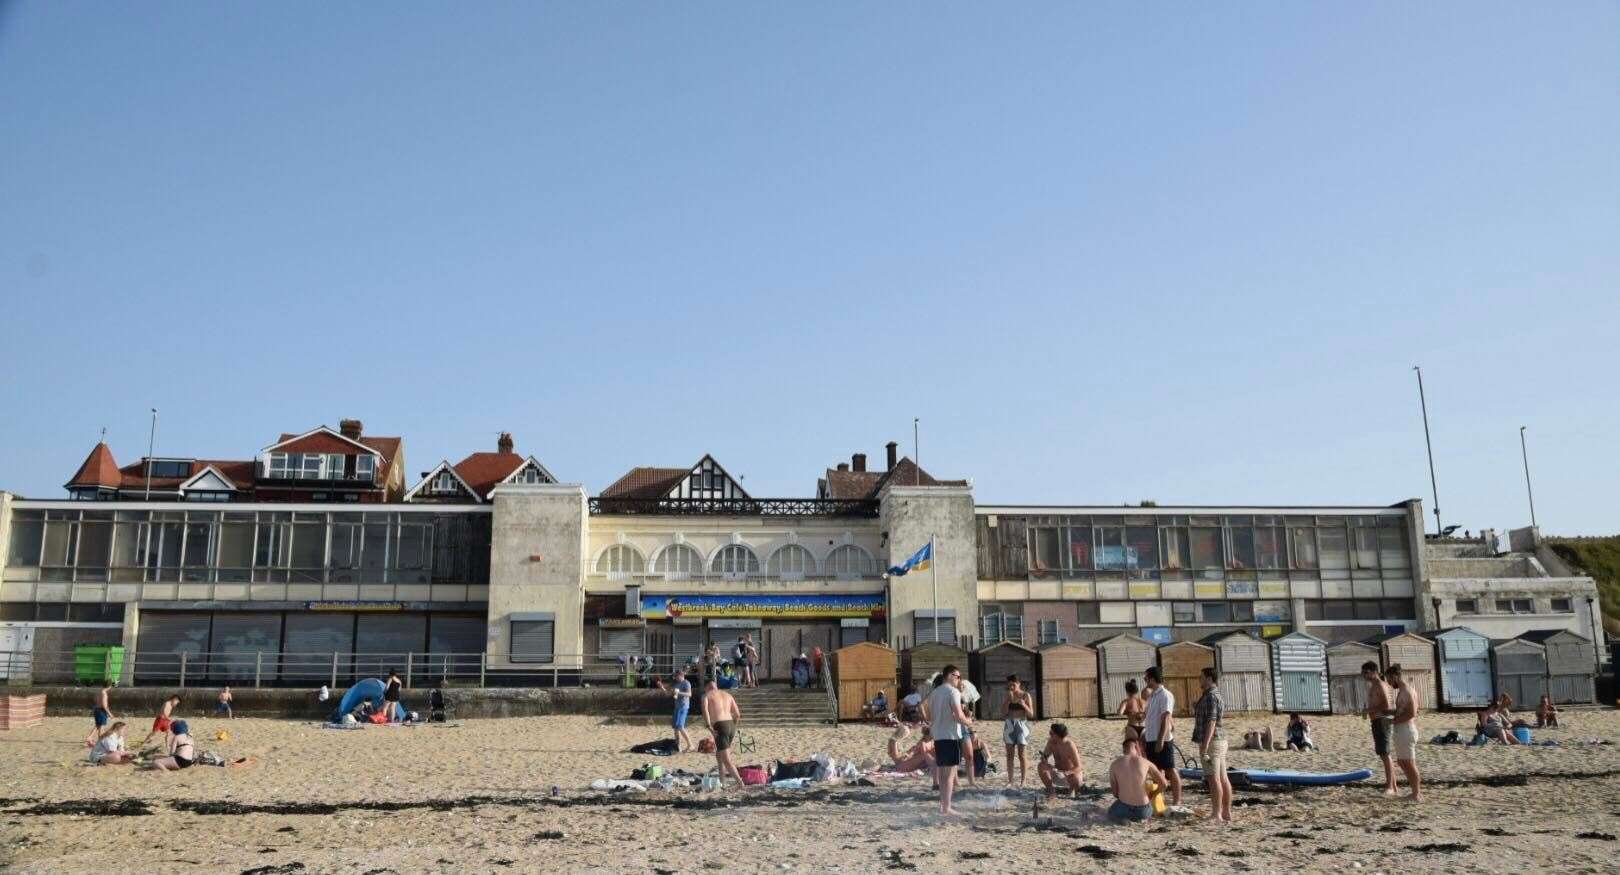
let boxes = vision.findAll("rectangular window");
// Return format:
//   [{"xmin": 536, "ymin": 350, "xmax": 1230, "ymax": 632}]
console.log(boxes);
[
  {"xmin": 1353, "ymin": 600, "xmax": 1382, "ymax": 620},
  {"xmin": 1551, "ymin": 598, "xmax": 1573, "ymax": 613},
  {"xmin": 1255, "ymin": 526, "xmax": 1286, "ymax": 569},
  {"xmin": 146, "ymin": 460, "xmax": 191, "ymax": 479},
  {"xmin": 1318, "ymin": 526, "xmax": 1349, "ymax": 570},
  {"xmin": 1095, "ymin": 527, "xmax": 1127, "ymax": 570},
  {"xmin": 1290, "ymin": 527, "xmax": 1318, "ymax": 569},
  {"xmin": 1075, "ymin": 602, "xmax": 1101, "ymax": 625},
  {"xmin": 1197, "ymin": 601, "xmax": 1231, "ymax": 623},
  {"xmin": 1231, "ymin": 601, "xmax": 1254, "ymax": 623},
  {"xmin": 1161, "ymin": 527, "xmax": 1189, "ymax": 570},
  {"xmin": 1125, "ymin": 526, "xmax": 1158, "ymax": 569},
  {"xmin": 325, "ymin": 454, "xmax": 346, "ymax": 479},
  {"xmin": 1171, "ymin": 602, "xmax": 1196, "ymax": 623},
  {"xmin": 510, "ymin": 619, "xmax": 555, "ymax": 664},
  {"xmin": 1227, "ymin": 526, "xmax": 1255, "ymax": 570},
  {"xmin": 268, "ymin": 453, "xmax": 292, "ymax": 478},
  {"xmin": 1455, "ymin": 599, "xmax": 1478, "ymax": 614},
  {"xmin": 355, "ymin": 455, "xmax": 375, "ymax": 482},
  {"xmin": 301, "ymin": 454, "xmax": 323, "ymax": 478},
  {"xmin": 1323, "ymin": 599, "xmax": 1355, "ymax": 620},
  {"xmin": 1380, "ymin": 599, "xmax": 1414, "ymax": 619},
  {"xmin": 1065, "ymin": 526, "xmax": 1092, "ymax": 570},
  {"xmin": 1353, "ymin": 528, "xmax": 1379, "ymax": 569},
  {"xmin": 1190, "ymin": 528, "xmax": 1223, "ymax": 569},
  {"xmin": 6, "ymin": 513, "xmax": 44, "ymax": 566},
  {"xmin": 1029, "ymin": 527, "xmax": 1062, "ymax": 573},
  {"xmin": 1377, "ymin": 527, "xmax": 1410, "ymax": 569},
  {"xmin": 1495, "ymin": 598, "xmax": 1534, "ymax": 614},
  {"xmin": 1038, "ymin": 619, "xmax": 1062, "ymax": 646},
  {"xmin": 915, "ymin": 615, "xmax": 956, "ymax": 646}
]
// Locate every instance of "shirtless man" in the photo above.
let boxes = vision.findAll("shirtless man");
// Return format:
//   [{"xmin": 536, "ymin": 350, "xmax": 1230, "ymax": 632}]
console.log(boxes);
[
  {"xmin": 1361, "ymin": 661, "xmax": 1397, "ymax": 795},
  {"xmin": 1387, "ymin": 664, "xmax": 1422, "ymax": 802},
  {"xmin": 140, "ymin": 694, "xmax": 182, "ymax": 747},
  {"xmin": 1037, "ymin": 723, "xmax": 1084, "ymax": 800},
  {"xmin": 1108, "ymin": 735, "xmax": 1167, "ymax": 823},
  {"xmin": 884, "ymin": 725, "xmax": 936, "ymax": 772},
  {"xmin": 86, "ymin": 684, "xmax": 115, "ymax": 748},
  {"xmin": 701, "ymin": 680, "xmax": 743, "ymax": 787}
]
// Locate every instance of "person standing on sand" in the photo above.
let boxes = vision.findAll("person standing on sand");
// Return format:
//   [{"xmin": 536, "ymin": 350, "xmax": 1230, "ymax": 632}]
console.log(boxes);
[
  {"xmin": 924, "ymin": 664, "xmax": 974, "ymax": 817},
  {"xmin": 701, "ymin": 680, "xmax": 743, "ymax": 786},
  {"xmin": 1362, "ymin": 661, "xmax": 1396, "ymax": 795},
  {"xmin": 218, "ymin": 685, "xmax": 236, "ymax": 720},
  {"xmin": 1108, "ymin": 735, "xmax": 1166, "ymax": 823},
  {"xmin": 1140, "ymin": 667, "xmax": 1181, "ymax": 807},
  {"xmin": 1192, "ymin": 667, "xmax": 1231, "ymax": 823},
  {"xmin": 141, "ymin": 694, "xmax": 182, "ymax": 748},
  {"xmin": 1002, "ymin": 675, "xmax": 1035, "ymax": 788},
  {"xmin": 1387, "ymin": 664, "xmax": 1422, "ymax": 802},
  {"xmin": 86, "ymin": 684, "xmax": 114, "ymax": 748},
  {"xmin": 668, "ymin": 669, "xmax": 694, "ymax": 752},
  {"xmin": 1117, "ymin": 679, "xmax": 1145, "ymax": 737}
]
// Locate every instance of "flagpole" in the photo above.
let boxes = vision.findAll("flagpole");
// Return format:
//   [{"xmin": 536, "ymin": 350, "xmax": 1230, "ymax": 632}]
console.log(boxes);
[{"xmin": 930, "ymin": 533, "xmax": 939, "ymax": 645}]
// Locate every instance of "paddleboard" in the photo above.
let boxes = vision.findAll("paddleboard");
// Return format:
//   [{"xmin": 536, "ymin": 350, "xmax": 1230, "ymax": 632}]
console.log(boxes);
[{"xmin": 1177, "ymin": 767, "xmax": 1374, "ymax": 786}]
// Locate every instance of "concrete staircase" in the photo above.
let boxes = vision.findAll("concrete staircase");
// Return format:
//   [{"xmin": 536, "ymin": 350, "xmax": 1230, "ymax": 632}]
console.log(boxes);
[{"xmin": 720, "ymin": 684, "xmax": 836, "ymax": 727}]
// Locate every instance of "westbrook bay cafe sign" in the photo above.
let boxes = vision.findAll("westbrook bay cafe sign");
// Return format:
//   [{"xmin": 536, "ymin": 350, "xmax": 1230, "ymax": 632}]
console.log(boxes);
[{"xmin": 639, "ymin": 593, "xmax": 884, "ymax": 620}]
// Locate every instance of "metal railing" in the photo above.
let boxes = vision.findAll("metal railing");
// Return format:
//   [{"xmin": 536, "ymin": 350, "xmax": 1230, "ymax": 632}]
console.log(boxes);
[
  {"xmin": 589, "ymin": 497, "xmax": 879, "ymax": 517},
  {"xmin": 0, "ymin": 649, "xmax": 694, "ymax": 690}
]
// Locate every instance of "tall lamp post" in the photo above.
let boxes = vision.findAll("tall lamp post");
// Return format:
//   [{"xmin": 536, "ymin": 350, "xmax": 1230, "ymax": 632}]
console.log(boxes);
[
  {"xmin": 1413, "ymin": 367, "xmax": 1442, "ymax": 536},
  {"xmin": 1519, "ymin": 426, "xmax": 1537, "ymax": 529}
]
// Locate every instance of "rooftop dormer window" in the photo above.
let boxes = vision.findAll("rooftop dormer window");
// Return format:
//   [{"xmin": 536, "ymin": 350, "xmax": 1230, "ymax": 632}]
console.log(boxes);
[
  {"xmin": 355, "ymin": 455, "xmax": 375, "ymax": 482},
  {"xmin": 145, "ymin": 460, "xmax": 192, "ymax": 479}
]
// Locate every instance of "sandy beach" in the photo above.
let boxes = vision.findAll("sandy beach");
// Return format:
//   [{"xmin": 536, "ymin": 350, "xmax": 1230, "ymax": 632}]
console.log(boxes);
[{"xmin": 3, "ymin": 706, "xmax": 1619, "ymax": 874}]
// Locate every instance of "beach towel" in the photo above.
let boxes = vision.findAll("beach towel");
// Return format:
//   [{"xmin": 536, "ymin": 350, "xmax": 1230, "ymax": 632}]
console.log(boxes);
[{"xmin": 771, "ymin": 761, "xmax": 818, "ymax": 782}]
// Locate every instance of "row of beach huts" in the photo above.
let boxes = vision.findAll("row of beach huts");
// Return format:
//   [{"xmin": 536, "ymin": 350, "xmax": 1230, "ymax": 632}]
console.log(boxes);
[{"xmin": 830, "ymin": 627, "xmax": 1599, "ymax": 722}]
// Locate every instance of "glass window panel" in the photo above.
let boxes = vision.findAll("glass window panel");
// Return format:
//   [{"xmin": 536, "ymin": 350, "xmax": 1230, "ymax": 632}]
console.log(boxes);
[
  {"xmin": 1190, "ymin": 528, "xmax": 1223, "ymax": 569},
  {"xmin": 154, "ymin": 522, "xmax": 183, "ymax": 569},
  {"xmin": 1318, "ymin": 526, "xmax": 1349, "ymax": 570},
  {"xmin": 1255, "ymin": 527, "xmax": 1286, "ymax": 569},
  {"xmin": 1323, "ymin": 599, "xmax": 1354, "ymax": 620},
  {"xmin": 182, "ymin": 521, "xmax": 213, "ymax": 567},
  {"xmin": 827, "ymin": 545, "xmax": 875, "ymax": 578},
  {"xmin": 711, "ymin": 544, "xmax": 759, "ymax": 575},
  {"xmin": 291, "ymin": 522, "xmax": 325, "ymax": 569},
  {"xmin": 1228, "ymin": 526, "xmax": 1255, "ymax": 570},
  {"xmin": 1231, "ymin": 601, "xmax": 1254, "ymax": 622},
  {"xmin": 1065, "ymin": 526, "xmax": 1092, "ymax": 569},
  {"xmin": 1095, "ymin": 527, "xmax": 1127, "ymax": 570},
  {"xmin": 355, "ymin": 455, "xmax": 375, "ymax": 481},
  {"xmin": 7, "ymin": 516, "xmax": 44, "ymax": 566},
  {"xmin": 77, "ymin": 519, "xmax": 113, "ymax": 569},
  {"xmin": 218, "ymin": 520, "xmax": 255, "ymax": 570},
  {"xmin": 1353, "ymin": 600, "xmax": 1382, "ymax": 620},
  {"xmin": 1197, "ymin": 601, "xmax": 1230, "ymax": 623},
  {"xmin": 395, "ymin": 522, "xmax": 431, "ymax": 570},
  {"xmin": 1377, "ymin": 527, "xmax": 1409, "ymax": 569},
  {"xmin": 361, "ymin": 523, "xmax": 390, "ymax": 570},
  {"xmin": 1171, "ymin": 602, "xmax": 1196, "ymax": 623},
  {"xmin": 329, "ymin": 523, "xmax": 358, "ymax": 570},
  {"xmin": 766, "ymin": 544, "xmax": 813, "ymax": 578},
  {"xmin": 1029, "ymin": 527, "xmax": 1061, "ymax": 573},
  {"xmin": 254, "ymin": 522, "xmax": 288, "ymax": 568},
  {"xmin": 1381, "ymin": 599, "xmax": 1413, "ymax": 618},
  {"xmin": 1125, "ymin": 526, "xmax": 1158, "ymax": 569},
  {"xmin": 655, "ymin": 544, "xmax": 703, "ymax": 575},
  {"xmin": 1290, "ymin": 527, "xmax": 1318, "ymax": 569},
  {"xmin": 1075, "ymin": 602, "xmax": 1101, "ymax": 624},
  {"xmin": 1353, "ymin": 528, "xmax": 1379, "ymax": 569},
  {"xmin": 1161, "ymin": 527, "xmax": 1189, "ymax": 571},
  {"xmin": 41, "ymin": 519, "xmax": 76, "ymax": 566}
]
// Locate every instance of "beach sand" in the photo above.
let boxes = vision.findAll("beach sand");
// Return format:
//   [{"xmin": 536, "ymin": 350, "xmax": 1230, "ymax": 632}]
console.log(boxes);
[{"xmin": 3, "ymin": 706, "xmax": 1619, "ymax": 873}]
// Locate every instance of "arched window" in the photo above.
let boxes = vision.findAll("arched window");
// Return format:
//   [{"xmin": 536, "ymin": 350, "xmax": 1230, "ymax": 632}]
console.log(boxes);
[
  {"xmin": 711, "ymin": 544, "xmax": 760, "ymax": 577},
  {"xmin": 595, "ymin": 544, "xmax": 645, "ymax": 577},
  {"xmin": 826, "ymin": 544, "xmax": 877, "ymax": 579},
  {"xmin": 653, "ymin": 543, "xmax": 705, "ymax": 578},
  {"xmin": 767, "ymin": 544, "xmax": 817, "ymax": 579}
]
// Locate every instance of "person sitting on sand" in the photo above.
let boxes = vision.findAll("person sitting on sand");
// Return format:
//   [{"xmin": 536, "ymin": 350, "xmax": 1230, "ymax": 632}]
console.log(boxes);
[
  {"xmin": 884, "ymin": 725, "xmax": 936, "ymax": 772},
  {"xmin": 1117, "ymin": 679, "xmax": 1145, "ymax": 736},
  {"xmin": 1037, "ymin": 723, "xmax": 1084, "ymax": 800},
  {"xmin": 1285, "ymin": 713, "xmax": 1315, "ymax": 751},
  {"xmin": 1535, "ymin": 694, "xmax": 1559, "ymax": 729},
  {"xmin": 141, "ymin": 694, "xmax": 182, "ymax": 748},
  {"xmin": 899, "ymin": 687, "xmax": 924, "ymax": 725},
  {"xmin": 145, "ymin": 720, "xmax": 197, "ymax": 771},
  {"xmin": 89, "ymin": 721, "xmax": 136, "ymax": 765},
  {"xmin": 1478, "ymin": 708, "xmax": 1520, "ymax": 745},
  {"xmin": 1108, "ymin": 735, "xmax": 1166, "ymax": 823}
]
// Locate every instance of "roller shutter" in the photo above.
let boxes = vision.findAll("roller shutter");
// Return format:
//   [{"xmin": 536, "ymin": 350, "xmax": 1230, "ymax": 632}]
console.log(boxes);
[{"xmin": 511, "ymin": 619, "xmax": 555, "ymax": 664}]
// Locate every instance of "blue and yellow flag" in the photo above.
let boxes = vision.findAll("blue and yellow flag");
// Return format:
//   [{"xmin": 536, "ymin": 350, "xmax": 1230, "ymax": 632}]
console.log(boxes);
[{"xmin": 887, "ymin": 541, "xmax": 932, "ymax": 577}]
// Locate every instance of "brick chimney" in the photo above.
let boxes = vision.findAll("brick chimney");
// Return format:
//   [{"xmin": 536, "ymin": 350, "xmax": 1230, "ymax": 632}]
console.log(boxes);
[
  {"xmin": 836, "ymin": 462, "xmax": 849, "ymax": 472},
  {"xmin": 885, "ymin": 441, "xmax": 898, "ymax": 470},
  {"xmin": 339, "ymin": 419, "xmax": 363, "ymax": 439},
  {"xmin": 852, "ymin": 453, "xmax": 867, "ymax": 472},
  {"xmin": 497, "ymin": 432, "xmax": 514, "ymax": 454}
]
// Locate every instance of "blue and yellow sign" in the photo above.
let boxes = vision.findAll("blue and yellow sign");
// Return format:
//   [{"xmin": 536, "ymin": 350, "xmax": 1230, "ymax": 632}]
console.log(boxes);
[{"xmin": 640, "ymin": 593, "xmax": 884, "ymax": 620}]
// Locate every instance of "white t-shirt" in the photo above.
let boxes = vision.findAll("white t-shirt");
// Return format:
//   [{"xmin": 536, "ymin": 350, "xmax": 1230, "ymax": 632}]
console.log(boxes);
[
  {"xmin": 927, "ymin": 684, "xmax": 965, "ymax": 741},
  {"xmin": 901, "ymin": 692, "xmax": 923, "ymax": 708},
  {"xmin": 90, "ymin": 733, "xmax": 123, "ymax": 764},
  {"xmin": 1142, "ymin": 685, "xmax": 1175, "ymax": 743}
]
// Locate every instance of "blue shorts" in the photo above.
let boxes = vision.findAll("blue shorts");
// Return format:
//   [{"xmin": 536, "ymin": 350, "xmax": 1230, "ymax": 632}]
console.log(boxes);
[
  {"xmin": 672, "ymin": 705, "xmax": 689, "ymax": 730},
  {"xmin": 92, "ymin": 708, "xmax": 109, "ymax": 727},
  {"xmin": 1108, "ymin": 799, "xmax": 1153, "ymax": 822}
]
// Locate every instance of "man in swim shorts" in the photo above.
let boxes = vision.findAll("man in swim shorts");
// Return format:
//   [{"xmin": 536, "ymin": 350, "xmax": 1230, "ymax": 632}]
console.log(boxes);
[
  {"xmin": 1387, "ymin": 664, "xmax": 1422, "ymax": 802},
  {"xmin": 86, "ymin": 684, "xmax": 114, "ymax": 748},
  {"xmin": 141, "ymin": 694, "xmax": 182, "ymax": 747},
  {"xmin": 1108, "ymin": 735, "xmax": 1166, "ymax": 823},
  {"xmin": 701, "ymin": 680, "xmax": 743, "ymax": 787},
  {"xmin": 1362, "ymin": 661, "xmax": 1397, "ymax": 795},
  {"xmin": 1038, "ymin": 723, "xmax": 1084, "ymax": 800}
]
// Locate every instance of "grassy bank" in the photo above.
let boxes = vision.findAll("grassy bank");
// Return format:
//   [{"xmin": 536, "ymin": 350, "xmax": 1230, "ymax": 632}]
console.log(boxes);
[{"xmin": 1548, "ymin": 536, "xmax": 1620, "ymax": 636}]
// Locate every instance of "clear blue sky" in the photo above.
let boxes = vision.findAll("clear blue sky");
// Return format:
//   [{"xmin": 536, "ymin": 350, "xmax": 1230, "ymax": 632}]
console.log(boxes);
[{"xmin": 2, "ymin": 3, "xmax": 1616, "ymax": 534}]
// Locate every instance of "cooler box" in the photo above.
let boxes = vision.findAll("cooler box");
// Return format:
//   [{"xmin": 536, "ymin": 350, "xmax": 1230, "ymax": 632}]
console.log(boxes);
[{"xmin": 73, "ymin": 645, "xmax": 125, "ymax": 685}]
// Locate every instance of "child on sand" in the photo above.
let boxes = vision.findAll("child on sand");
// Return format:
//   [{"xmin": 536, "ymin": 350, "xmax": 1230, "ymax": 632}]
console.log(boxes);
[
  {"xmin": 215, "ymin": 687, "xmax": 234, "ymax": 720},
  {"xmin": 89, "ymin": 722, "xmax": 136, "ymax": 765},
  {"xmin": 1285, "ymin": 713, "xmax": 1315, "ymax": 751},
  {"xmin": 1536, "ymin": 694, "xmax": 1559, "ymax": 728},
  {"xmin": 141, "ymin": 695, "xmax": 182, "ymax": 748},
  {"xmin": 85, "ymin": 684, "xmax": 114, "ymax": 748}
]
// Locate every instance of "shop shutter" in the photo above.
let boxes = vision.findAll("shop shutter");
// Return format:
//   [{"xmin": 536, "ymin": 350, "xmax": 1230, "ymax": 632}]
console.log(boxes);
[
  {"xmin": 915, "ymin": 616, "xmax": 956, "ymax": 646},
  {"xmin": 672, "ymin": 625, "xmax": 704, "ymax": 666},
  {"xmin": 511, "ymin": 620, "xmax": 555, "ymax": 664},
  {"xmin": 600, "ymin": 628, "xmax": 642, "ymax": 661},
  {"xmin": 283, "ymin": 613, "xmax": 356, "ymax": 683},
  {"xmin": 135, "ymin": 611, "xmax": 212, "ymax": 682}
]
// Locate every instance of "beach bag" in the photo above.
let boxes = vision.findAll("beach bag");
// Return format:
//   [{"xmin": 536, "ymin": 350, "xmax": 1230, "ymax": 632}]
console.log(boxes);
[
  {"xmin": 738, "ymin": 765, "xmax": 769, "ymax": 786},
  {"xmin": 630, "ymin": 738, "xmax": 679, "ymax": 756},
  {"xmin": 630, "ymin": 764, "xmax": 664, "ymax": 781},
  {"xmin": 368, "ymin": 712, "xmax": 388, "ymax": 725},
  {"xmin": 771, "ymin": 760, "xmax": 819, "ymax": 782},
  {"xmin": 698, "ymin": 738, "xmax": 715, "ymax": 754}
]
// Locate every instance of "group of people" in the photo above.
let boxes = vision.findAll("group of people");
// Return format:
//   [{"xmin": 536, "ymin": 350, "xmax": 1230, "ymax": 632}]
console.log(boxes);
[
  {"xmin": 84, "ymin": 685, "xmax": 216, "ymax": 772},
  {"xmin": 1475, "ymin": 692, "xmax": 1558, "ymax": 744}
]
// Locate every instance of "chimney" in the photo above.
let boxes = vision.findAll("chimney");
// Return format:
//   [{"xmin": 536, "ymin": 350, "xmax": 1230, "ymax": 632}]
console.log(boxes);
[
  {"xmin": 339, "ymin": 419, "xmax": 363, "ymax": 439},
  {"xmin": 836, "ymin": 463, "xmax": 849, "ymax": 472},
  {"xmin": 497, "ymin": 432, "xmax": 514, "ymax": 454},
  {"xmin": 885, "ymin": 441, "xmax": 898, "ymax": 470},
  {"xmin": 852, "ymin": 453, "xmax": 867, "ymax": 472}
]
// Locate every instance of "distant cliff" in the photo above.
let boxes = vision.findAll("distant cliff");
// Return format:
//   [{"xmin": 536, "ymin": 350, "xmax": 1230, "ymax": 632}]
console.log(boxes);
[{"xmin": 1548, "ymin": 537, "xmax": 1620, "ymax": 637}]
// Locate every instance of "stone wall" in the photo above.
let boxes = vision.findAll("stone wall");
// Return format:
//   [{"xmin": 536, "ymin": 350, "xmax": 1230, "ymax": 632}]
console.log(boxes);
[
  {"xmin": 880, "ymin": 485, "xmax": 977, "ymax": 649},
  {"xmin": 487, "ymin": 484, "xmax": 588, "ymax": 668},
  {"xmin": 13, "ymin": 684, "xmax": 671, "ymax": 720}
]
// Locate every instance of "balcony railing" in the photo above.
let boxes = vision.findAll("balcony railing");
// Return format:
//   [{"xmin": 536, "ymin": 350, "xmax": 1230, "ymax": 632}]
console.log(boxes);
[{"xmin": 589, "ymin": 497, "xmax": 878, "ymax": 517}]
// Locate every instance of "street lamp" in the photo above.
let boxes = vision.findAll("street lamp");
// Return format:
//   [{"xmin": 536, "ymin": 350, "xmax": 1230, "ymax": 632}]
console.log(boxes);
[{"xmin": 1413, "ymin": 367, "xmax": 1442, "ymax": 536}]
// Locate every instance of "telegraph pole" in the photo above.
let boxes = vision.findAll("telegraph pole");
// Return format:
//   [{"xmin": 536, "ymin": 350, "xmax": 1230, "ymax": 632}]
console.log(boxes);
[
  {"xmin": 1519, "ymin": 426, "xmax": 1537, "ymax": 528},
  {"xmin": 1412, "ymin": 367, "xmax": 1441, "ymax": 536}
]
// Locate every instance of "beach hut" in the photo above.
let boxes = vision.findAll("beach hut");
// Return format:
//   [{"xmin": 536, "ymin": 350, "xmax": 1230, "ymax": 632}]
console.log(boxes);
[
  {"xmin": 1326, "ymin": 640, "xmax": 1379, "ymax": 715},
  {"xmin": 1270, "ymin": 631, "xmax": 1329, "ymax": 714},
  {"xmin": 1037, "ymin": 642, "xmax": 1100, "ymax": 719},
  {"xmin": 1094, "ymin": 633, "xmax": 1158, "ymax": 713},
  {"xmin": 1200, "ymin": 631, "xmax": 1273, "ymax": 713},
  {"xmin": 970, "ymin": 641, "xmax": 1039, "ymax": 719},
  {"xmin": 1518, "ymin": 630, "xmax": 1596, "ymax": 704},
  {"xmin": 1157, "ymin": 641, "xmax": 1215, "ymax": 717},
  {"xmin": 1433, "ymin": 627, "xmax": 1493, "ymax": 709},
  {"xmin": 1369, "ymin": 630, "xmax": 1439, "ymax": 711},
  {"xmin": 901, "ymin": 641, "xmax": 968, "ymax": 697},
  {"xmin": 832, "ymin": 641, "xmax": 898, "ymax": 721},
  {"xmin": 1490, "ymin": 637, "xmax": 1548, "ymax": 710}
]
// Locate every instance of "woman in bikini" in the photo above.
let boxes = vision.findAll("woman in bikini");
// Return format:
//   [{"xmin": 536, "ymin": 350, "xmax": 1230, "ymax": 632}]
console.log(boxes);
[
  {"xmin": 1117, "ymin": 679, "xmax": 1146, "ymax": 736},
  {"xmin": 146, "ymin": 720, "xmax": 197, "ymax": 771}
]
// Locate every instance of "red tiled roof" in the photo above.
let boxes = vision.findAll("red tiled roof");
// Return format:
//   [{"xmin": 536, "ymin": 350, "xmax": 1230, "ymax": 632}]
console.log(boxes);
[
  {"xmin": 452, "ymin": 452, "xmax": 526, "ymax": 500},
  {"xmin": 600, "ymin": 466, "xmax": 688, "ymax": 499},
  {"xmin": 65, "ymin": 443, "xmax": 122, "ymax": 489},
  {"xmin": 820, "ymin": 457, "xmax": 965, "ymax": 499},
  {"xmin": 272, "ymin": 428, "xmax": 401, "ymax": 488},
  {"xmin": 98, "ymin": 459, "xmax": 256, "ymax": 492}
]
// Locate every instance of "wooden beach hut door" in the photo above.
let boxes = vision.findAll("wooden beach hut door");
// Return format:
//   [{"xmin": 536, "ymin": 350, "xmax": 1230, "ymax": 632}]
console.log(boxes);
[
  {"xmin": 1442, "ymin": 658, "xmax": 1491, "ymax": 707},
  {"xmin": 1279, "ymin": 672, "xmax": 1320, "ymax": 712},
  {"xmin": 1330, "ymin": 674, "xmax": 1368, "ymax": 714}
]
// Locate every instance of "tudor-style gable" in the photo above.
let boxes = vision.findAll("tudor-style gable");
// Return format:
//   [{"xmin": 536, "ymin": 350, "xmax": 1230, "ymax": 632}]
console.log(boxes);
[
  {"xmin": 672, "ymin": 454, "xmax": 749, "ymax": 500},
  {"xmin": 599, "ymin": 454, "xmax": 749, "ymax": 501},
  {"xmin": 404, "ymin": 461, "xmax": 481, "ymax": 503}
]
